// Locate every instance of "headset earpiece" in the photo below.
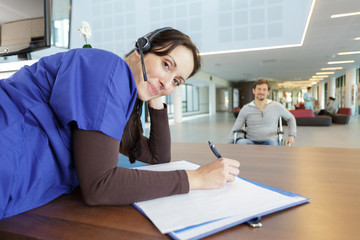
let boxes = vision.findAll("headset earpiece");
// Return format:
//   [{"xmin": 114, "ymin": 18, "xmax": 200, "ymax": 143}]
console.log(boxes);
[{"xmin": 135, "ymin": 27, "xmax": 173, "ymax": 54}]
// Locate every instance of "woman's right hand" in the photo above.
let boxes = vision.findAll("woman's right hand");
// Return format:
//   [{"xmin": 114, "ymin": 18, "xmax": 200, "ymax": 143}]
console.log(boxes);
[{"xmin": 186, "ymin": 158, "xmax": 240, "ymax": 190}]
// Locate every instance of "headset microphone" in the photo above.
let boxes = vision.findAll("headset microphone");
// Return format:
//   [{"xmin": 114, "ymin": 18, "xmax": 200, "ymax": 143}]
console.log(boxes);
[
  {"xmin": 135, "ymin": 27, "xmax": 173, "ymax": 82},
  {"xmin": 137, "ymin": 38, "xmax": 148, "ymax": 82}
]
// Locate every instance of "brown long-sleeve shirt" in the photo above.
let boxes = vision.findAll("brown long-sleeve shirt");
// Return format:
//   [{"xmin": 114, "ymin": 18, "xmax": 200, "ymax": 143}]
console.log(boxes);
[{"xmin": 72, "ymin": 106, "xmax": 189, "ymax": 205}]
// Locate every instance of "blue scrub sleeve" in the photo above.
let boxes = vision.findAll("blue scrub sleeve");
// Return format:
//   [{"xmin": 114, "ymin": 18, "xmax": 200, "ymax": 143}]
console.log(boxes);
[{"xmin": 47, "ymin": 48, "xmax": 137, "ymax": 141}]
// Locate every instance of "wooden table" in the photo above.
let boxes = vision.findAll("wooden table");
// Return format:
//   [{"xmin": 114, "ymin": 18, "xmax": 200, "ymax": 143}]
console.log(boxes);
[{"xmin": 1, "ymin": 143, "xmax": 359, "ymax": 240}]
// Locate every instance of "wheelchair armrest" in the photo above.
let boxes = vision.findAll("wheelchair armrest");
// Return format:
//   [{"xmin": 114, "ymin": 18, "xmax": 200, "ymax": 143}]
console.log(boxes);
[{"xmin": 233, "ymin": 130, "xmax": 247, "ymax": 144}]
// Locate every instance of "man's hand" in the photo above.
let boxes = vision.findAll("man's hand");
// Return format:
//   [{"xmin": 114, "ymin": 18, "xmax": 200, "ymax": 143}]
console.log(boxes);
[{"xmin": 287, "ymin": 136, "xmax": 295, "ymax": 145}]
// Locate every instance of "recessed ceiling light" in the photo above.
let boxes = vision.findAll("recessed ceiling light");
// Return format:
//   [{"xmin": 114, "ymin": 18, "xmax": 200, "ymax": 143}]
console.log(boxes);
[
  {"xmin": 354, "ymin": 37, "xmax": 360, "ymax": 40},
  {"xmin": 316, "ymin": 72, "xmax": 334, "ymax": 75},
  {"xmin": 331, "ymin": 12, "xmax": 360, "ymax": 18},
  {"xmin": 338, "ymin": 51, "xmax": 360, "ymax": 55},
  {"xmin": 321, "ymin": 67, "xmax": 343, "ymax": 70},
  {"xmin": 327, "ymin": 60, "xmax": 355, "ymax": 64}
]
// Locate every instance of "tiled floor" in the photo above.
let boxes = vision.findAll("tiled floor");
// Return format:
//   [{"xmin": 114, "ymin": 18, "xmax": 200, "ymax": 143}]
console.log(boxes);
[{"xmin": 146, "ymin": 112, "xmax": 360, "ymax": 149}]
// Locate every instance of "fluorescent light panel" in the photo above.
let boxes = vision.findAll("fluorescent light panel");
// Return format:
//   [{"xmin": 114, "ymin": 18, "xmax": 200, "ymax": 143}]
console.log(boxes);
[
  {"xmin": 354, "ymin": 37, "xmax": 360, "ymax": 40},
  {"xmin": 328, "ymin": 60, "xmax": 355, "ymax": 64},
  {"xmin": 312, "ymin": 75, "xmax": 327, "ymax": 78},
  {"xmin": 338, "ymin": 51, "xmax": 360, "ymax": 55},
  {"xmin": 316, "ymin": 72, "xmax": 334, "ymax": 75},
  {"xmin": 321, "ymin": 67, "xmax": 343, "ymax": 70},
  {"xmin": 331, "ymin": 11, "xmax": 360, "ymax": 18}
]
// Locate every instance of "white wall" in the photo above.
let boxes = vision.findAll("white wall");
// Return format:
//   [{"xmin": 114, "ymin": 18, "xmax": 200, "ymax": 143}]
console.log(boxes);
[
  {"xmin": 345, "ymin": 68, "xmax": 356, "ymax": 115},
  {"xmin": 193, "ymin": 71, "xmax": 231, "ymax": 88},
  {"xmin": 216, "ymin": 88, "xmax": 227, "ymax": 112},
  {"xmin": 199, "ymin": 86, "xmax": 209, "ymax": 112}
]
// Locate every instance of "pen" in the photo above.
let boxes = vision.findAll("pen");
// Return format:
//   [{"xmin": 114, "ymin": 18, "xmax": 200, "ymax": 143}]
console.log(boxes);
[{"xmin": 208, "ymin": 141, "xmax": 223, "ymax": 158}]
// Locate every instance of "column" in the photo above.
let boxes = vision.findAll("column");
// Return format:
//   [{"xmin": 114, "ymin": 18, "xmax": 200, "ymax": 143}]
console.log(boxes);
[
  {"xmin": 209, "ymin": 82, "xmax": 216, "ymax": 115},
  {"xmin": 319, "ymin": 81, "xmax": 325, "ymax": 109},
  {"xmin": 312, "ymin": 85, "xmax": 318, "ymax": 100},
  {"xmin": 278, "ymin": 90, "xmax": 283, "ymax": 104},
  {"xmin": 328, "ymin": 76, "xmax": 336, "ymax": 98},
  {"xmin": 228, "ymin": 87, "xmax": 233, "ymax": 112},
  {"xmin": 173, "ymin": 86, "xmax": 183, "ymax": 123},
  {"xmin": 345, "ymin": 68, "xmax": 356, "ymax": 115},
  {"xmin": 292, "ymin": 90, "xmax": 298, "ymax": 107}
]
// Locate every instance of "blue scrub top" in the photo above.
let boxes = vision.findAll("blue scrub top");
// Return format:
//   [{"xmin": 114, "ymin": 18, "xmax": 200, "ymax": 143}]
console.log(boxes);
[
  {"xmin": 0, "ymin": 48, "xmax": 137, "ymax": 219},
  {"xmin": 304, "ymin": 92, "xmax": 314, "ymax": 110}
]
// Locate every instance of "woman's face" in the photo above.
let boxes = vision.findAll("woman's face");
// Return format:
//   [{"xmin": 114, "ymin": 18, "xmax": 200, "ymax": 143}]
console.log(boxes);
[{"xmin": 134, "ymin": 45, "xmax": 194, "ymax": 101}]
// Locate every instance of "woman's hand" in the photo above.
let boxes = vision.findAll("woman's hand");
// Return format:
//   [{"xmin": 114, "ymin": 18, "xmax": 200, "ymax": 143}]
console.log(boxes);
[
  {"xmin": 186, "ymin": 158, "xmax": 240, "ymax": 190},
  {"xmin": 148, "ymin": 97, "xmax": 164, "ymax": 110}
]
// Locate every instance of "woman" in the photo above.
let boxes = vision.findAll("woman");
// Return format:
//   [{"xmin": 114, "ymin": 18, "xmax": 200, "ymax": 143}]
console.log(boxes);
[
  {"xmin": 0, "ymin": 28, "xmax": 240, "ymax": 220},
  {"xmin": 318, "ymin": 97, "xmax": 338, "ymax": 116},
  {"xmin": 304, "ymin": 87, "xmax": 315, "ymax": 110}
]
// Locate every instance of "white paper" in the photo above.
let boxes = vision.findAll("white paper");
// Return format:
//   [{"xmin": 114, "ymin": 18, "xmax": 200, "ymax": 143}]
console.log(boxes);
[{"xmin": 134, "ymin": 161, "xmax": 308, "ymax": 235}]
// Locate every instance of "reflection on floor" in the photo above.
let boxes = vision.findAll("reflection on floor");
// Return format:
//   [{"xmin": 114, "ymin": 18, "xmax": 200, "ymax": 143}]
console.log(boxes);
[{"xmin": 146, "ymin": 112, "xmax": 360, "ymax": 149}]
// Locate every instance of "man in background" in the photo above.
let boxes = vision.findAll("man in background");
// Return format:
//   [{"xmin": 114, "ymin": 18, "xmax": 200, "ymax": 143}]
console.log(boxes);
[{"xmin": 228, "ymin": 79, "xmax": 296, "ymax": 145}]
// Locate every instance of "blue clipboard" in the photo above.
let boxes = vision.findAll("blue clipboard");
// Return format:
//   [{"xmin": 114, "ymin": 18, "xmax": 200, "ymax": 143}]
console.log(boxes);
[
  {"xmin": 132, "ymin": 161, "xmax": 310, "ymax": 240},
  {"xmin": 165, "ymin": 177, "xmax": 310, "ymax": 240}
]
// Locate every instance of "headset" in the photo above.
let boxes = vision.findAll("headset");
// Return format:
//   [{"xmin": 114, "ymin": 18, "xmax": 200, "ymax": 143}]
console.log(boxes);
[{"xmin": 135, "ymin": 27, "xmax": 173, "ymax": 81}]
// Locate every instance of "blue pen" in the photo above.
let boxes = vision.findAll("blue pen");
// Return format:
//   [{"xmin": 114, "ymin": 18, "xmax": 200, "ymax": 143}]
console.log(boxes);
[
  {"xmin": 208, "ymin": 141, "xmax": 223, "ymax": 158},
  {"xmin": 209, "ymin": 141, "xmax": 262, "ymax": 228}
]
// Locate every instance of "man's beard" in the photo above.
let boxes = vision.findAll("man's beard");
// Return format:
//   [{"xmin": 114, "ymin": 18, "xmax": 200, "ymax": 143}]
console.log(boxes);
[{"xmin": 256, "ymin": 95, "xmax": 265, "ymax": 101}]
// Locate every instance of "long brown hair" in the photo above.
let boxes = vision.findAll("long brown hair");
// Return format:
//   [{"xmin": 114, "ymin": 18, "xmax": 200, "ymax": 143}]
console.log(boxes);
[{"xmin": 120, "ymin": 28, "xmax": 201, "ymax": 163}]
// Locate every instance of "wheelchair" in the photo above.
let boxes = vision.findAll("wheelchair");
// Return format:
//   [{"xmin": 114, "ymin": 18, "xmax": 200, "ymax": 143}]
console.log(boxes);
[{"xmin": 233, "ymin": 117, "xmax": 288, "ymax": 146}]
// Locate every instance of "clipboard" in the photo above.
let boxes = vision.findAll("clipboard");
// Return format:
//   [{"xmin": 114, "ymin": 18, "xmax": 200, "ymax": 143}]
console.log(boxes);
[
  {"xmin": 167, "ymin": 177, "xmax": 309, "ymax": 240},
  {"xmin": 132, "ymin": 161, "xmax": 310, "ymax": 240}
]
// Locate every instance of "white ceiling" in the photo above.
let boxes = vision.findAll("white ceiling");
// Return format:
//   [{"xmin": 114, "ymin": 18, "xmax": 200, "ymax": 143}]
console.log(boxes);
[{"xmin": 200, "ymin": 0, "xmax": 360, "ymax": 86}]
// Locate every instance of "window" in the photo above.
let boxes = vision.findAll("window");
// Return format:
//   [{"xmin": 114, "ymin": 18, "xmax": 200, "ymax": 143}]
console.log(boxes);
[
  {"xmin": 165, "ymin": 84, "xmax": 199, "ymax": 115},
  {"xmin": 336, "ymin": 75, "xmax": 346, "ymax": 107},
  {"xmin": 182, "ymin": 84, "xmax": 199, "ymax": 113},
  {"xmin": 233, "ymin": 88, "xmax": 239, "ymax": 108},
  {"xmin": 51, "ymin": 0, "xmax": 71, "ymax": 49},
  {"xmin": 324, "ymin": 82, "xmax": 328, "ymax": 102},
  {"xmin": 165, "ymin": 94, "xmax": 174, "ymax": 114}
]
